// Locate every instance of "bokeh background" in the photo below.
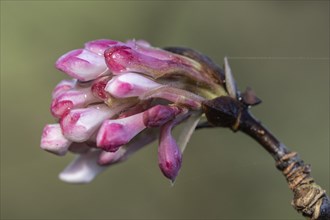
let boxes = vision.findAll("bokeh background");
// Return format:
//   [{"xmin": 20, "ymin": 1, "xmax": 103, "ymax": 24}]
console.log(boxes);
[{"xmin": 1, "ymin": 1, "xmax": 329, "ymax": 219}]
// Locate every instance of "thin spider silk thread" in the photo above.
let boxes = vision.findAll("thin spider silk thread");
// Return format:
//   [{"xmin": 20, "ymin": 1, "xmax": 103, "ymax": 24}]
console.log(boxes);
[{"xmin": 227, "ymin": 56, "xmax": 329, "ymax": 60}]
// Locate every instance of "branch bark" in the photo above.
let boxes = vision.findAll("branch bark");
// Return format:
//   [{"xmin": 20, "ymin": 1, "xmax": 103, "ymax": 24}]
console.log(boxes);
[
  {"xmin": 202, "ymin": 97, "xmax": 330, "ymax": 220},
  {"xmin": 239, "ymin": 109, "xmax": 330, "ymax": 220}
]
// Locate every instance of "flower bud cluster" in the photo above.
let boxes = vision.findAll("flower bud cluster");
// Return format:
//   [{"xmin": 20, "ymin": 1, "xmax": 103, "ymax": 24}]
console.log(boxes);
[{"xmin": 41, "ymin": 39, "xmax": 226, "ymax": 183}]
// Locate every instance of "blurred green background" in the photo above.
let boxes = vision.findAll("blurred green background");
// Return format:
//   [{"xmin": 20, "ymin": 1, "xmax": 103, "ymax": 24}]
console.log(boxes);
[{"xmin": 1, "ymin": 1, "xmax": 329, "ymax": 219}]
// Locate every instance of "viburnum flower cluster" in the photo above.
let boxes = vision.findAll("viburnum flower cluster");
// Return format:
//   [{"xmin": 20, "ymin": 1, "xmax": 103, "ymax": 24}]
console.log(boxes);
[{"xmin": 41, "ymin": 39, "xmax": 232, "ymax": 184}]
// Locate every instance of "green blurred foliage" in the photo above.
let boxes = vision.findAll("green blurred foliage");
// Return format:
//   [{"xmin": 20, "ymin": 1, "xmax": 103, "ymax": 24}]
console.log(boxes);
[{"xmin": 1, "ymin": 1, "xmax": 329, "ymax": 219}]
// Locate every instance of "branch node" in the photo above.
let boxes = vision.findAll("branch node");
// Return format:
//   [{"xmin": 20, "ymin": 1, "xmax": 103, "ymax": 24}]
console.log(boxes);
[{"xmin": 275, "ymin": 151, "xmax": 329, "ymax": 219}]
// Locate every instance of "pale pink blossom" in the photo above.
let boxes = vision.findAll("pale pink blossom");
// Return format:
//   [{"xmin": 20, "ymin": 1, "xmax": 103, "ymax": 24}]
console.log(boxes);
[
  {"xmin": 41, "ymin": 39, "xmax": 228, "ymax": 184},
  {"xmin": 50, "ymin": 86, "xmax": 100, "ymax": 118},
  {"xmin": 52, "ymin": 79, "xmax": 76, "ymax": 99},
  {"xmin": 56, "ymin": 46, "xmax": 110, "ymax": 81},
  {"xmin": 105, "ymin": 72, "xmax": 162, "ymax": 98},
  {"xmin": 60, "ymin": 104, "xmax": 115, "ymax": 142},
  {"xmin": 40, "ymin": 124, "xmax": 72, "ymax": 156},
  {"xmin": 96, "ymin": 112, "xmax": 147, "ymax": 152}
]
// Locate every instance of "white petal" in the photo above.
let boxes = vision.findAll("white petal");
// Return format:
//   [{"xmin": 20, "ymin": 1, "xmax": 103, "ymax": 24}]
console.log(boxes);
[
  {"xmin": 105, "ymin": 72, "xmax": 161, "ymax": 98},
  {"xmin": 84, "ymin": 39, "xmax": 119, "ymax": 55},
  {"xmin": 56, "ymin": 49, "xmax": 109, "ymax": 81},
  {"xmin": 60, "ymin": 104, "xmax": 114, "ymax": 142},
  {"xmin": 50, "ymin": 86, "xmax": 99, "ymax": 118},
  {"xmin": 59, "ymin": 150, "xmax": 106, "ymax": 184}
]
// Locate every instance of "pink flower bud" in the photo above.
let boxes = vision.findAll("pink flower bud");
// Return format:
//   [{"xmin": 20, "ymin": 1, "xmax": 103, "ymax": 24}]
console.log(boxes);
[
  {"xmin": 42, "ymin": 38, "xmax": 213, "ymax": 184},
  {"xmin": 104, "ymin": 45, "xmax": 172, "ymax": 75},
  {"xmin": 56, "ymin": 49, "xmax": 109, "ymax": 81},
  {"xmin": 127, "ymin": 41, "xmax": 173, "ymax": 60},
  {"xmin": 50, "ymin": 87, "xmax": 98, "ymax": 118},
  {"xmin": 96, "ymin": 112, "xmax": 146, "ymax": 152},
  {"xmin": 98, "ymin": 128, "xmax": 158, "ymax": 166},
  {"xmin": 143, "ymin": 105, "xmax": 180, "ymax": 127},
  {"xmin": 104, "ymin": 45, "xmax": 135, "ymax": 73},
  {"xmin": 59, "ymin": 149, "xmax": 105, "ymax": 184},
  {"xmin": 52, "ymin": 79, "xmax": 77, "ymax": 99},
  {"xmin": 40, "ymin": 124, "xmax": 72, "ymax": 156},
  {"xmin": 91, "ymin": 76, "xmax": 112, "ymax": 100},
  {"xmin": 85, "ymin": 39, "xmax": 119, "ymax": 55},
  {"xmin": 60, "ymin": 104, "xmax": 114, "ymax": 142},
  {"xmin": 104, "ymin": 44, "xmax": 213, "ymax": 88},
  {"xmin": 105, "ymin": 72, "xmax": 162, "ymax": 98},
  {"xmin": 158, "ymin": 121, "xmax": 182, "ymax": 182}
]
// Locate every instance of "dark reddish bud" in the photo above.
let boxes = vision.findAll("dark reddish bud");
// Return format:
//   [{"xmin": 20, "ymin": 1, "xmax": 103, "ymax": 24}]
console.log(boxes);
[
  {"xmin": 104, "ymin": 46, "xmax": 134, "ymax": 73},
  {"xmin": 143, "ymin": 105, "xmax": 179, "ymax": 127},
  {"xmin": 202, "ymin": 96, "xmax": 242, "ymax": 128},
  {"xmin": 91, "ymin": 76, "xmax": 111, "ymax": 100}
]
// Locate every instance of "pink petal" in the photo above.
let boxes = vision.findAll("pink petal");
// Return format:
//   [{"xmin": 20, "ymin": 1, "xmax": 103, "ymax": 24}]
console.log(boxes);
[
  {"xmin": 40, "ymin": 124, "xmax": 72, "ymax": 156},
  {"xmin": 98, "ymin": 148, "xmax": 126, "ymax": 166},
  {"xmin": 59, "ymin": 149, "xmax": 105, "ymax": 184},
  {"xmin": 60, "ymin": 104, "xmax": 115, "ymax": 142},
  {"xmin": 98, "ymin": 128, "xmax": 158, "ymax": 166},
  {"xmin": 104, "ymin": 44, "xmax": 214, "ymax": 89},
  {"xmin": 127, "ymin": 41, "xmax": 173, "ymax": 60},
  {"xmin": 52, "ymin": 79, "xmax": 77, "ymax": 99},
  {"xmin": 105, "ymin": 72, "xmax": 162, "ymax": 98},
  {"xmin": 56, "ymin": 49, "xmax": 109, "ymax": 81},
  {"xmin": 104, "ymin": 45, "xmax": 172, "ymax": 75},
  {"xmin": 50, "ymin": 87, "xmax": 99, "ymax": 118},
  {"xmin": 104, "ymin": 45, "xmax": 136, "ymax": 73},
  {"xmin": 140, "ymin": 86, "xmax": 204, "ymax": 109},
  {"xmin": 84, "ymin": 39, "xmax": 120, "ymax": 55},
  {"xmin": 91, "ymin": 76, "xmax": 112, "ymax": 100},
  {"xmin": 96, "ymin": 112, "xmax": 146, "ymax": 152},
  {"xmin": 143, "ymin": 105, "xmax": 180, "ymax": 127},
  {"xmin": 158, "ymin": 120, "xmax": 182, "ymax": 182}
]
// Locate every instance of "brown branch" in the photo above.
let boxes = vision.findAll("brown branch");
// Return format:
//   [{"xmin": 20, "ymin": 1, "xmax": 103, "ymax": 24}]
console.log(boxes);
[
  {"xmin": 202, "ymin": 96, "xmax": 330, "ymax": 220},
  {"xmin": 239, "ymin": 109, "xmax": 330, "ymax": 220}
]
